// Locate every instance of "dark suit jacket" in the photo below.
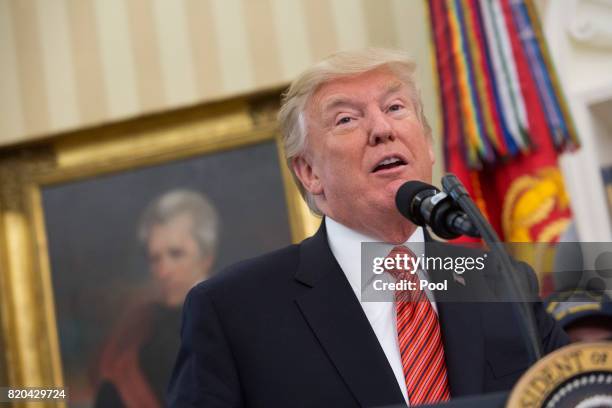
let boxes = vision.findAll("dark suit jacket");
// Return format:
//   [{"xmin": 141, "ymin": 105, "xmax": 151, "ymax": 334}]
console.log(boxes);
[{"xmin": 167, "ymin": 222, "xmax": 569, "ymax": 407}]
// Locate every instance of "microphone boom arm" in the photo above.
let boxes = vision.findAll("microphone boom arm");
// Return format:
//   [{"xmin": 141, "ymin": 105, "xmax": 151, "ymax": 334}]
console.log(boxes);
[{"xmin": 442, "ymin": 174, "xmax": 544, "ymax": 363}]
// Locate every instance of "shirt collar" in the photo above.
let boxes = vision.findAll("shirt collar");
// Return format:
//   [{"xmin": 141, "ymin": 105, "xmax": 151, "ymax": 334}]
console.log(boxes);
[{"xmin": 325, "ymin": 217, "xmax": 425, "ymax": 297}]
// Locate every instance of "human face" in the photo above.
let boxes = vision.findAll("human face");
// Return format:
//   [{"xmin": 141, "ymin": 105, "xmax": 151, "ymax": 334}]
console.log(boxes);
[
  {"xmin": 292, "ymin": 67, "xmax": 435, "ymax": 242},
  {"xmin": 566, "ymin": 318, "xmax": 612, "ymax": 343},
  {"xmin": 147, "ymin": 213, "xmax": 212, "ymax": 307}
]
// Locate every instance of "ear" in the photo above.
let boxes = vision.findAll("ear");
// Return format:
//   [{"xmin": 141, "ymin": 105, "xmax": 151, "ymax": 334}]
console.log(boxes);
[
  {"xmin": 427, "ymin": 137, "xmax": 436, "ymax": 166},
  {"xmin": 291, "ymin": 155, "xmax": 323, "ymax": 195}
]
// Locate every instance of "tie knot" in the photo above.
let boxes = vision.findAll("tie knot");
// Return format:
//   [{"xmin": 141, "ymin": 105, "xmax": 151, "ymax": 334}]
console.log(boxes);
[{"xmin": 385, "ymin": 245, "xmax": 418, "ymax": 280}]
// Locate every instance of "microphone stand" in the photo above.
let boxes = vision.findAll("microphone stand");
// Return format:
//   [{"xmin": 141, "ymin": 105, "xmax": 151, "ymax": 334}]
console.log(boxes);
[{"xmin": 442, "ymin": 174, "xmax": 543, "ymax": 363}]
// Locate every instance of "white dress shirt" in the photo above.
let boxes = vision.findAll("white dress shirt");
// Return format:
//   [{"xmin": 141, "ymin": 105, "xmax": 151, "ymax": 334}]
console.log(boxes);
[{"xmin": 325, "ymin": 217, "xmax": 438, "ymax": 407}]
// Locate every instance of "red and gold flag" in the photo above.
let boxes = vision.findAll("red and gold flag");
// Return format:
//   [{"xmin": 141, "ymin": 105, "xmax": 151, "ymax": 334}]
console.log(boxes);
[{"xmin": 427, "ymin": 0, "xmax": 580, "ymax": 294}]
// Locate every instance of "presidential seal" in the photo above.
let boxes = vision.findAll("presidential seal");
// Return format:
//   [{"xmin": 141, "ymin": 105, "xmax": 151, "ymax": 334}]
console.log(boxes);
[{"xmin": 507, "ymin": 342, "xmax": 612, "ymax": 408}]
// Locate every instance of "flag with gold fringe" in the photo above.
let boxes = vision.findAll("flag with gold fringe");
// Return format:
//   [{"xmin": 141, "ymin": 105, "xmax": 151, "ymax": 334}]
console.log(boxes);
[{"xmin": 427, "ymin": 0, "xmax": 580, "ymax": 293}]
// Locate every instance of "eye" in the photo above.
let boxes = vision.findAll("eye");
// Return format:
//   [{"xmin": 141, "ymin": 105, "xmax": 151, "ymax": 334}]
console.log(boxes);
[
  {"xmin": 169, "ymin": 247, "xmax": 186, "ymax": 259},
  {"xmin": 388, "ymin": 103, "xmax": 404, "ymax": 112},
  {"xmin": 335, "ymin": 116, "xmax": 353, "ymax": 126}
]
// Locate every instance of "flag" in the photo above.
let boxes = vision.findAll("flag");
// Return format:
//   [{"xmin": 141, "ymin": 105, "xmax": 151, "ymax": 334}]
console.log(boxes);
[{"xmin": 426, "ymin": 0, "xmax": 580, "ymax": 294}]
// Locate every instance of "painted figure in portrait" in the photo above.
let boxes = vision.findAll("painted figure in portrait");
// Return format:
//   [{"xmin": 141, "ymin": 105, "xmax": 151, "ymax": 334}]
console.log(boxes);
[{"xmin": 94, "ymin": 190, "xmax": 218, "ymax": 407}]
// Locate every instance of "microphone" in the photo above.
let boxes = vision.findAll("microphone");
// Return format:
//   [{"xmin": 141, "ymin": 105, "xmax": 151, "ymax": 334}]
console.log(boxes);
[{"xmin": 395, "ymin": 180, "xmax": 480, "ymax": 239}]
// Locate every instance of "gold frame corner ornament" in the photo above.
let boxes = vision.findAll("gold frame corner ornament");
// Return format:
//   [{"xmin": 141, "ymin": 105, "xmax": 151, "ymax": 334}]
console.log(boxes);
[{"xmin": 0, "ymin": 92, "xmax": 318, "ymax": 406}]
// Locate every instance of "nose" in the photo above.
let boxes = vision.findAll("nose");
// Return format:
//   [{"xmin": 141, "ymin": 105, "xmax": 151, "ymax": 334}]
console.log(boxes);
[
  {"xmin": 154, "ymin": 257, "xmax": 173, "ymax": 280},
  {"xmin": 367, "ymin": 108, "xmax": 395, "ymax": 146}
]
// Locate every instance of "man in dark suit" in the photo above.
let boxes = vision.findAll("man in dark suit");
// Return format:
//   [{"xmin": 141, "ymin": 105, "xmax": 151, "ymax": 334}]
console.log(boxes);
[{"xmin": 167, "ymin": 48, "xmax": 568, "ymax": 407}]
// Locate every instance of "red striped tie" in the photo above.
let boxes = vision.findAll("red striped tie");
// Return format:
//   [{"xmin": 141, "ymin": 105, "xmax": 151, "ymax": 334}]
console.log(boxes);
[{"xmin": 386, "ymin": 246, "xmax": 451, "ymax": 405}]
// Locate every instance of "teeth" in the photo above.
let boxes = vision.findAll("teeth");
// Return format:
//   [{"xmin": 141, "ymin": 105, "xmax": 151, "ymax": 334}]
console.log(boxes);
[{"xmin": 378, "ymin": 157, "xmax": 401, "ymax": 166}]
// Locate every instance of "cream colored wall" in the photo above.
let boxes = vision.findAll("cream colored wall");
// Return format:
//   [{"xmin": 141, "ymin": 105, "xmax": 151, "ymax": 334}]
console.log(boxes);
[
  {"xmin": 540, "ymin": 0, "xmax": 612, "ymax": 241},
  {"xmin": 0, "ymin": 0, "xmax": 442, "ymax": 178}
]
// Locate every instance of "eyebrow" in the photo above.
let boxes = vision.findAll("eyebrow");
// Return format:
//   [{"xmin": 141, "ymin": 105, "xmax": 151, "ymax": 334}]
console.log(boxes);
[
  {"xmin": 381, "ymin": 81, "xmax": 404, "ymax": 99},
  {"xmin": 320, "ymin": 81, "xmax": 407, "ymax": 114},
  {"xmin": 320, "ymin": 95, "xmax": 358, "ymax": 115}
]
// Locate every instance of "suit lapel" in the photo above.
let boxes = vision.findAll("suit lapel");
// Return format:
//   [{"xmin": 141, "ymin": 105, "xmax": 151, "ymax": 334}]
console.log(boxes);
[
  {"xmin": 436, "ymin": 300, "xmax": 485, "ymax": 396},
  {"xmin": 294, "ymin": 223, "xmax": 405, "ymax": 407},
  {"xmin": 425, "ymin": 232, "xmax": 486, "ymax": 397}
]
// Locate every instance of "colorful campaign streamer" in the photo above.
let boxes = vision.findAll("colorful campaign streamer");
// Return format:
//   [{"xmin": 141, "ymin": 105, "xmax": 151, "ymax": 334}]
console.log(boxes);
[
  {"xmin": 428, "ymin": 0, "xmax": 578, "ymax": 168},
  {"xmin": 427, "ymin": 0, "xmax": 579, "ymax": 254}
]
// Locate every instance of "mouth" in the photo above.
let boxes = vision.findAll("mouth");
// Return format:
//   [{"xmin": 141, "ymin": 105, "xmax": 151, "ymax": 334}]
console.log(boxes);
[{"xmin": 372, "ymin": 155, "xmax": 407, "ymax": 173}]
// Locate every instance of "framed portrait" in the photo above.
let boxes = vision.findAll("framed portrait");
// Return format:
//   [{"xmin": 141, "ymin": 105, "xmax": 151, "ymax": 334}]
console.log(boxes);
[{"xmin": 0, "ymin": 92, "xmax": 319, "ymax": 407}]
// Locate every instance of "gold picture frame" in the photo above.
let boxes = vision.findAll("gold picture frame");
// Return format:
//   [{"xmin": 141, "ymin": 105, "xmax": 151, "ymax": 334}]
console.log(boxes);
[{"xmin": 0, "ymin": 90, "xmax": 320, "ymax": 407}]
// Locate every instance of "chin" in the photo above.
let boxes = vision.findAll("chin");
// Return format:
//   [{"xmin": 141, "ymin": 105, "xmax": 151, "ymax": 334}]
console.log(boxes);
[
  {"xmin": 379, "ymin": 226, "xmax": 415, "ymax": 245},
  {"xmin": 164, "ymin": 297, "xmax": 182, "ymax": 308},
  {"xmin": 388, "ymin": 174, "xmax": 421, "ymax": 193}
]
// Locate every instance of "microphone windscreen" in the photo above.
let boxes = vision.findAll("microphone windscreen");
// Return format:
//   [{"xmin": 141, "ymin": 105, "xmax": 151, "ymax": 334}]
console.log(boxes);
[{"xmin": 395, "ymin": 180, "xmax": 437, "ymax": 222}]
